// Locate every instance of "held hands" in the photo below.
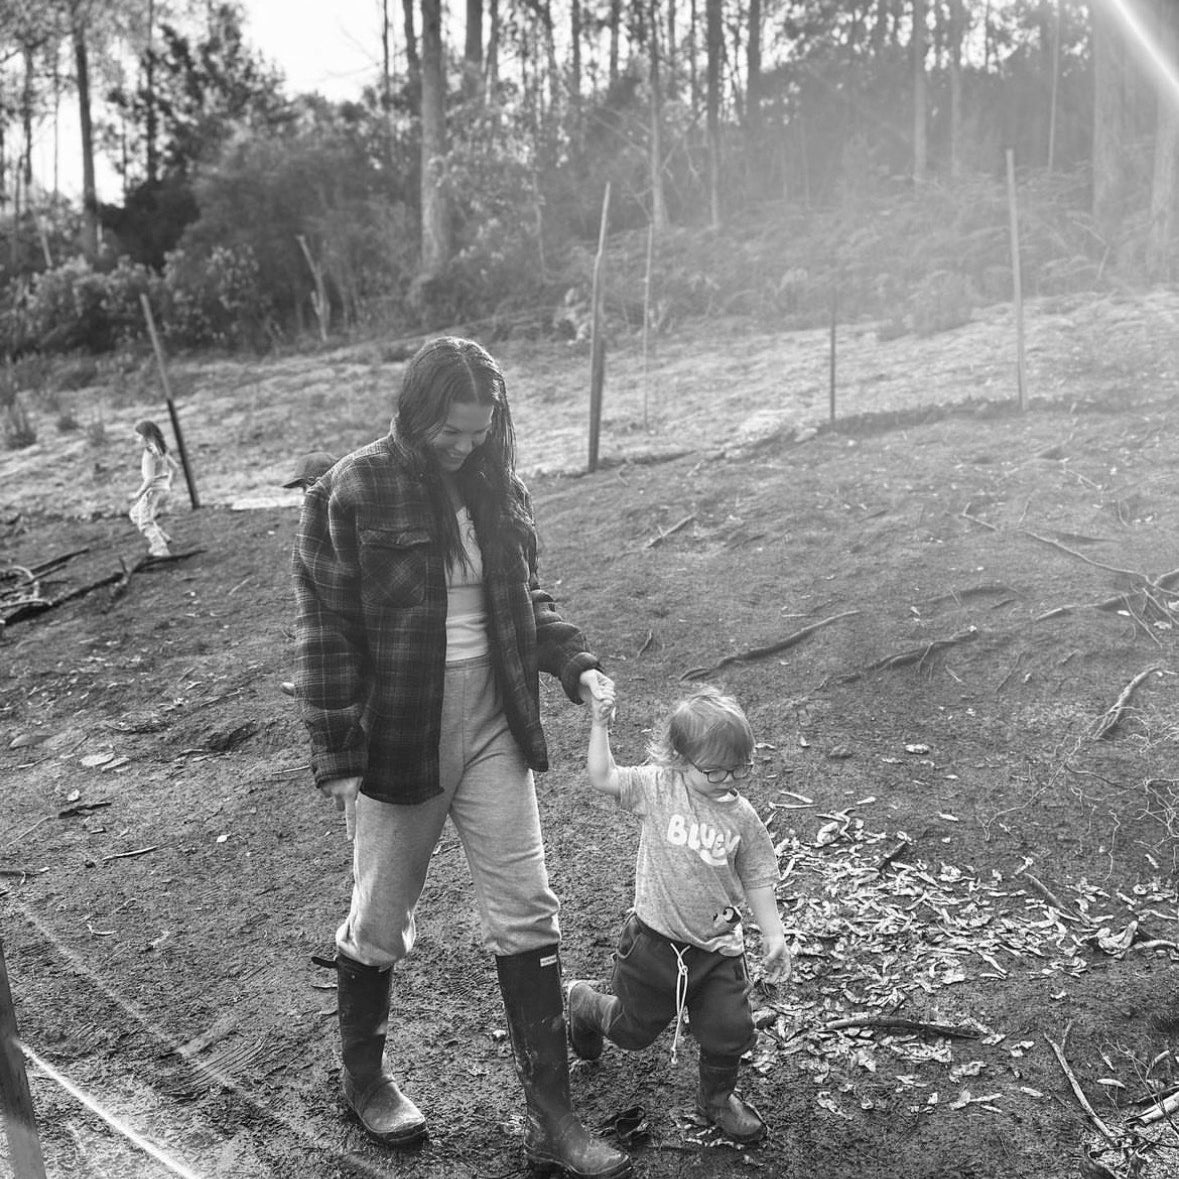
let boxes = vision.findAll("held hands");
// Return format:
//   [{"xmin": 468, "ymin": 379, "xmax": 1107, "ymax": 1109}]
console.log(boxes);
[
  {"xmin": 580, "ymin": 669, "xmax": 616, "ymax": 728},
  {"xmin": 320, "ymin": 775, "xmax": 361, "ymax": 841}
]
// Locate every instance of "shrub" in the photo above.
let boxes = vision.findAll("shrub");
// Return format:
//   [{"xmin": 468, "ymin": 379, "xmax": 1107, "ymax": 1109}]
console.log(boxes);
[
  {"xmin": 4, "ymin": 257, "xmax": 157, "ymax": 355},
  {"xmin": 4, "ymin": 396, "xmax": 36, "ymax": 449},
  {"xmin": 159, "ymin": 244, "xmax": 272, "ymax": 349}
]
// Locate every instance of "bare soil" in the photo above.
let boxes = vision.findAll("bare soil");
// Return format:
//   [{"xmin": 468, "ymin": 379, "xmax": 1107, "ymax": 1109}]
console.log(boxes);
[{"xmin": 3, "ymin": 291, "xmax": 1179, "ymax": 1179}]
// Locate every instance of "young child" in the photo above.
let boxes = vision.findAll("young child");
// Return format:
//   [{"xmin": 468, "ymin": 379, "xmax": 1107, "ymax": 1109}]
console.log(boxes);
[
  {"xmin": 570, "ymin": 684, "xmax": 791, "ymax": 1145},
  {"xmin": 281, "ymin": 451, "xmax": 337, "ymax": 494},
  {"xmin": 128, "ymin": 420, "xmax": 179, "ymax": 558}
]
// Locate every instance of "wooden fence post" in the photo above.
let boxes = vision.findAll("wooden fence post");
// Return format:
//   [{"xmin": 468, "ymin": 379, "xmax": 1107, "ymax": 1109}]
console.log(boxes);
[
  {"xmin": 1005, "ymin": 149, "xmax": 1028, "ymax": 411},
  {"xmin": 0, "ymin": 936, "xmax": 48, "ymax": 1179},
  {"xmin": 140, "ymin": 295, "xmax": 201, "ymax": 509},
  {"xmin": 829, "ymin": 282, "xmax": 838, "ymax": 424},
  {"xmin": 588, "ymin": 182, "xmax": 611, "ymax": 473}
]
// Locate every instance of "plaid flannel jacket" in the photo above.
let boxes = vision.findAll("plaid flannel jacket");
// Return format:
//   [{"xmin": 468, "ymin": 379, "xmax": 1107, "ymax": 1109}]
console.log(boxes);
[{"xmin": 291, "ymin": 434, "xmax": 600, "ymax": 803}]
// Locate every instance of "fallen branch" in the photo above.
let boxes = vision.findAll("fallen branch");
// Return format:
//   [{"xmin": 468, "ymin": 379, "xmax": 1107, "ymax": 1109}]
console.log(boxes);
[
  {"xmin": 27, "ymin": 548, "xmax": 90, "ymax": 577},
  {"xmin": 960, "ymin": 505, "xmax": 997, "ymax": 531},
  {"xmin": 645, "ymin": 514, "xmax": 696, "ymax": 549},
  {"xmin": 1126, "ymin": 939, "xmax": 1179, "ymax": 955},
  {"xmin": 101, "ymin": 845, "xmax": 158, "ymax": 862},
  {"xmin": 875, "ymin": 838, "xmax": 912, "ymax": 874},
  {"xmin": 3, "ymin": 550, "xmax": 203, "ymax": 626},
  {"xmin": 841, "ymin": 626, "xmax": 979, "ymax": 683},
  {"xmin": 681, "ymin": 610, "xmax": 860, "ymax": 681},
  {"xmin": 1134, "ymin": 1089, "xmax": 1179, "ymax": 1126},
  {"xmin": 917, "ymin": 583, "xmax": 1014, "ymax": 610},
  {"xmin": 58, "ymin": 801, "xmax": 113, "ymax": 818},
  {"xmin": 1020, "ymin": 529, "xmax": 1148, "ymax": 578},
  {"xmin": 1016, "ymin": 869, "xmax": 1090, "ymax": 925},
  {"xmin": 108, "ymin": 556, "xmax": 137, "ymax": 606},
  {"xmin": 820, "ymin": 1016, "xmax": 980, "ymax": 1039},
  {"xmin": 1047, "ymin": 1035, "xmax": 1120, "ymax": 1146},
  {"xmin": 1090, "ymin": 666, "xmax": 1162, "ymax": 740}
]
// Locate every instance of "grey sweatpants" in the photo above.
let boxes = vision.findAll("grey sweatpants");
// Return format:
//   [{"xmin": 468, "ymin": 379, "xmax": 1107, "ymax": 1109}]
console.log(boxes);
[{"xmin": 336, "ymin": 655, "xmax": 561, "ymax": 967}]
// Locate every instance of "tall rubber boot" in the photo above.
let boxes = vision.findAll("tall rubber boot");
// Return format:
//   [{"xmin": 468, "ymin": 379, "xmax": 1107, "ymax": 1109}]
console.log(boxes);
[
  {"xmin": 696, "ymin": 1052, "xmax": 765, "ymax": 1144},
  {"xmin": 335, "ymin": 953, "xmax": 428, "ymax": 1146},
  {"xmin": 566, "ymin": 981, "xmax": 620, "ymax": 1062},
  {"xmin": 496, "ymin": 947, "xmax": 632, "ymax": 1178},
  {"xmin": 143, "ymin": 522, "xmax": 171, "ymax": 558}
]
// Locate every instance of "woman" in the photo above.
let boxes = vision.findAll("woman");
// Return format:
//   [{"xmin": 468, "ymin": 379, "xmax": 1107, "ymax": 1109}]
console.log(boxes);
[{"xmin": 292, "ymin": 337, "xmax": 630, "ymax": 1179}]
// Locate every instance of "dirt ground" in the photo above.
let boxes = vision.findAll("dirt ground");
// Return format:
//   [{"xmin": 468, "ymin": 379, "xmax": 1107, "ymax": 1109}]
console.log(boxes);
[{"xmin": 3, "ymin": 291, "xmax": 1179, "ymax": 1179}]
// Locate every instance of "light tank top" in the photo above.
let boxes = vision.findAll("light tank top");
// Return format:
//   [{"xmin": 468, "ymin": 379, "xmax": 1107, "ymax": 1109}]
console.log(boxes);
[{"xmin": 446, "ymin": 506, "xmax": 489, "ymax": 662}]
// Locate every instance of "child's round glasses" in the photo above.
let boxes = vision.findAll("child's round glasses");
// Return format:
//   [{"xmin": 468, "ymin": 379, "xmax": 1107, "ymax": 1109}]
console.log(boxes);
[{"xmin": 690, "ymin": 760, "xmax": 754, "ymax": 784}]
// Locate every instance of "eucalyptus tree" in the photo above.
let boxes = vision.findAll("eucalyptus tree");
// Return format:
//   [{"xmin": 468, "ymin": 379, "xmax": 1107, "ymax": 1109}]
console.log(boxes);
[{"xmin": 419, "ymin": 0, "xmax": 449, "ymax": 278}]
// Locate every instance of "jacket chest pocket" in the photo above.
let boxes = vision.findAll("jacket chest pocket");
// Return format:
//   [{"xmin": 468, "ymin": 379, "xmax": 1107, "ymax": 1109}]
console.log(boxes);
[{"xmin": 358, "ymin": 527, "xmax": 432, "ymax": 609}]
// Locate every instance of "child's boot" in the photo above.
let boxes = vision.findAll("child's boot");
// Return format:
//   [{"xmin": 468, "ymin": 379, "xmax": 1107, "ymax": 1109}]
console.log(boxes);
[
  {"xmin": 565, "ymin": 980, "xmax": 619, "ymax": 1062},
  {"xmin": 696, "ymin": 1052, "xmax": 766, "ymax": 1143},
  {"xmin": 144, "ymin": 523, "xmax": 171, "ymax": 558}
]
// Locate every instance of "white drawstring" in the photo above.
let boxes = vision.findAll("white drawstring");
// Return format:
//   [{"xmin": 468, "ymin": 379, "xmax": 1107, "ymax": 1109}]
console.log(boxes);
[{"xmin": 670, "ymin": 943, "xmax": 690, "ymax": 1064}]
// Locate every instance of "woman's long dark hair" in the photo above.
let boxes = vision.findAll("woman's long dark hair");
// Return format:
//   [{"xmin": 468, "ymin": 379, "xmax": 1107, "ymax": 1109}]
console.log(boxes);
[{"xmin": 391, "ymin": 337, "xmax": 532, "ymax": 570}]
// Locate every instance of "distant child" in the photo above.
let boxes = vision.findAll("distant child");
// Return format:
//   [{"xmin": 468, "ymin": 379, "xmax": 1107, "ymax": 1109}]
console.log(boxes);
[
  {"xmin": 570, "ymin": 684, "xmax": 791, "ymax": 1145},
  {"xmin": 128, "ymin": 420, "xmax": 179, "ymax": 559},
  {"xmin": 282, "ymin": 451, "xmax": 337, "ymax": 495}
]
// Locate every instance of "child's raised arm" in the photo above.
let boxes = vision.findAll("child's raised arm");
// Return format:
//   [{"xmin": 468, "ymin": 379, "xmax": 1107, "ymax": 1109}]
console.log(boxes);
[{"xmin": 586, "ymin": 691, "xmax": 622, "ymax": 798}]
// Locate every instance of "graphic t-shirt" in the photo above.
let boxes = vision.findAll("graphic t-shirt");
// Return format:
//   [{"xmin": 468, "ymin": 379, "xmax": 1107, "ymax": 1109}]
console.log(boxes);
[{"xmin": 616, "ymin": 764, "xmax": 780, "ymax": 956}]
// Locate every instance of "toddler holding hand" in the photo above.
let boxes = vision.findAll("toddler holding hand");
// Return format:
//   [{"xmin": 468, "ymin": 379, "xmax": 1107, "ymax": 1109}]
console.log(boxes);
[{"xmin": 569, "ymin": 684, "xmax": 790, "ymax": 1144}]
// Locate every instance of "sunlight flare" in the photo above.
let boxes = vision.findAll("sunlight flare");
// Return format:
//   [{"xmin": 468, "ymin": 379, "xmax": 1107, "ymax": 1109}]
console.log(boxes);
[
  {"xmin": 1097, "ymin": 0, "xmax": 1179, "ymax": 109},
  {"xmin": 20, "ymin": 1040, "xmax": 204, "ymax": 1179}
]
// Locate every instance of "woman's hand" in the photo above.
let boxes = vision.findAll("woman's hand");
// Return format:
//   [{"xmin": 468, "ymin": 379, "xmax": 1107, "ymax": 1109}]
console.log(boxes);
[
  {"xmin": 579, "ymin": 669, "xmax": 616, "ymax": 726},
  {"xmin": 320, "ymin": 776, "xmax": 361, "ymax": 841},
  {"xmin": 578, "ymin": 668, "xmax": 614, "ymax": 705}
]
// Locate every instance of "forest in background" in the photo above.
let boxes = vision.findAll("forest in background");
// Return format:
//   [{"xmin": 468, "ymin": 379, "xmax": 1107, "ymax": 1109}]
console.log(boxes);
[{"xmin": 0, "ymin": 0, "xmax": 1174, "ymax": 379}]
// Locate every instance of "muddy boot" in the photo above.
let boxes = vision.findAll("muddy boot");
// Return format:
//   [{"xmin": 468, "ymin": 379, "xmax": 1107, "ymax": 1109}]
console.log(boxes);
[
  {"xmin": 496, "ymin": 947, "xmax": 632, "ymax": 1178},
  {"xmin": 696, "ymin": 1053, "xmax": 765, "ymax": 1144},
  {"xmin": 335, "ymin": 953, "xmax": 427, "ymax": 1146},
  {"xmin": 565, "ymin": 981, "xmax": 619, "ymax": 1063}
]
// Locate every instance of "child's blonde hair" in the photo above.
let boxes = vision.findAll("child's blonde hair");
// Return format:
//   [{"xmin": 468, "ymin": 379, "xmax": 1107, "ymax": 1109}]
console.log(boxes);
[{"xmin": 647, "ymin": 684, "xmax": 754, "ymax": 770}]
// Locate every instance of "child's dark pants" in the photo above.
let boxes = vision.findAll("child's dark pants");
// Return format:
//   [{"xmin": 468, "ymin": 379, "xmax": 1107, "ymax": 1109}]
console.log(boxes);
[{"xmin": 604, "ymin": 914, "xmax": 756, "ymax": 1058}]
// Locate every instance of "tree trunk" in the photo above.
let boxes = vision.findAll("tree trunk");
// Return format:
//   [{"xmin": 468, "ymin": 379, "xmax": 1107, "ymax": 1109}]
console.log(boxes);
[
  {"xmin": 947, "ymin": 0, "xmax": 964, "ymax": 179},
  {"xmin": 1091, "ymin": 0, "xmax": 1128, "ymax": 238},
  {"xmin": 912, "ymin": 0, "xmax": 927, "ymax": 183},
  {"xmin": 667, "ymin": 0, "xmax": 677, "ymax": 94},
  {"xmin": 609, "ymin": 0, "xmax": 620, "ymax": 85},
  {"xmin": 73, "ymin": 16, "xmax": 99, "ymax": 261},
  {"xmin": 145, "ymin": 0, "xmax": 158, "ymax": 182},
  {"xmin": 570, "ymin": 0, "xmax": 582, "ymax": 150},
  {"xmin": 1047, "ymin": 0, "xmax": 1061, "ymax": 170},
  {"xmin": 403, "ymin": 0, "xmax": 421, "ymax": 94},
  {"xmin": 464, "ymin": 0, "xmax": 483, "ymax": 98},
  {"xmin": 21, "ymin": 46, "xmax": 34, "ymax": 189},
  {"xmin": 1148, "ymin": 0, "xmax": 1179, "ymax": 281},
  {"xmin": 648, "ymin": 0, "xmax": 668, "ymax": 232},
  {"xmin": 746, "ymin": 0, "xmax": 761, "ymax": 175},
  {"xmin": 381, "ymin": 0, "xmax": 392, "ymax": 107},
  {"xmin": 419, "ymin": 0, "xmax": 449, "ymax": 279},
  {"xmin": 706, "ymin": 0, "xmax": 722, "ymax": 228},
  {"xmin": 487, "ymin": 0, "xmax": 499, "ymax": 87}
]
